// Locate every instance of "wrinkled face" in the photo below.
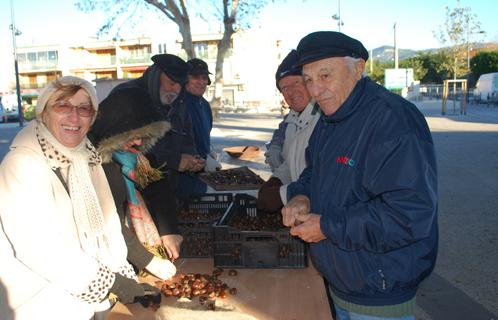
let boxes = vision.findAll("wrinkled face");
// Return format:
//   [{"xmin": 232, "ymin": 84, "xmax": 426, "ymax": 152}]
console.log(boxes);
[
  {"xmin": 186, "ymin": 74, "xmax": 210, "ymax": 97},
  {"xmin": 302, "ymin": 57, "xmax": 365, "ymax": 116},
  {"xmin": 159, "ymin": 72, "xmax": 182, "ymax": 105},
  {"xmin": 278, "ymin": 75, "xmax": 311, "ymax": 113},
  {"xmin": 42, "ymin": 89, "xmax": 94, "ymax": 148}
]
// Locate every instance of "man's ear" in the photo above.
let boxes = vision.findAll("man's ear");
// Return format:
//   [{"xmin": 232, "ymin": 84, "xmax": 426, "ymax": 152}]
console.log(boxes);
[{"xmin": 355, "ymin": 60, "xmax": 366, "ymax": 79}]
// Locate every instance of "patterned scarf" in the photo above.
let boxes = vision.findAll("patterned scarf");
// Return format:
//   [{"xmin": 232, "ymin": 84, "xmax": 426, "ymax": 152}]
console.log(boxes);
[
  {"xmin": 35, "ymin": 122, "xmax": 116, "ymax": 266},
  {"xmin": 112, "ymin": 150, "xmax": 165, "ymax": 256}
]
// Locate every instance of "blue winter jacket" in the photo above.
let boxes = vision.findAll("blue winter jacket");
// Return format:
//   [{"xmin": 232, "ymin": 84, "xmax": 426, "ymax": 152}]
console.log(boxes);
[
  {"xmin": 176, "ymin": 91, "xmax": 213, "ymax": 197},
  {"xmin": 184, "ymin": 91, "xmax": 213, "ymax": 158},
  {"xmin": 288, "ymin": 77, "xmax": 438, "ymax": 306}
]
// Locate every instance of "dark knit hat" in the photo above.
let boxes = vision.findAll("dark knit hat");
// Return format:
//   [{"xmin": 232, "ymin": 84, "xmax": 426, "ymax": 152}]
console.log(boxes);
[
  {"xmin": 187, "ymin": 58, "xmax": 212, "ymax": 85},
  {"xmin": 296, "ymin": 31, "xmax": 369, "ymax": 66},
  {"xmin": 275, "ymin": 50, "xmax": 302, "ymax": 91},
  {"xmin": 89, "ymin": 87, "xmax": 170, "ymax": 162},
  {"xmin": 151, "ymin": 54, "xmax": 189, "ymax": 85}
]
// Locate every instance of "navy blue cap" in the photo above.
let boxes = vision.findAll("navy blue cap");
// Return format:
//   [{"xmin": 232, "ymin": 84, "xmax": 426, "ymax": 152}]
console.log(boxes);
[
  {"xmin": 151, "ymin": 54, "xmax": 189, "ymax": 85},
  {"xmin": 275, "ymin": 50, "xmax": 302, "ymax": 90},
  {"xmin": 296, "ymin": 31, "xmax": 369, "ymax": 66},
  {"xmin": 187, "ymin": 58, "xmax": 212, "ymax": 85}
]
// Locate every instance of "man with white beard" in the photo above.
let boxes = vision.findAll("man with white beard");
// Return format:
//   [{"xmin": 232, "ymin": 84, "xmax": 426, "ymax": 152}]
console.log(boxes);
[{"xmin": 100, "ymin": 54, "xmax": 205, "ymax": 260}]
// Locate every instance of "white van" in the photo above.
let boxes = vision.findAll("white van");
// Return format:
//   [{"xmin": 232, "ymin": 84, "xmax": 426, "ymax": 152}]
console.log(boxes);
[{"xmin": 474, "ymin": 72, "xmax": 498, "ymax": 103}]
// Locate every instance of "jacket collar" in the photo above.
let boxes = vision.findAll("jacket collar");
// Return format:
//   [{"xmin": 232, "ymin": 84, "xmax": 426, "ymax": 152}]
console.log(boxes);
[
  {"xmin": 321, "ymin": 77, "xmax": 368, "ymax": 123},
  {"xmin": 285, "ymin": 100, "xmax": 319, "ymax": 126}
]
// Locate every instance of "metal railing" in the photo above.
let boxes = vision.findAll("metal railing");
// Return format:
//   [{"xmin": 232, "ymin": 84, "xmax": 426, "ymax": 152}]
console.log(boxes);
[
  {"xmin": 18, "ymin": 60, "xmax": 58, "ymax": 71},
  {"xmin": 86, "ymin": 55, "xmax": 116, "ymax": 67},
  {"xmin": 119, "ymin": 53, "xmax": 152, "ymax": 65}
]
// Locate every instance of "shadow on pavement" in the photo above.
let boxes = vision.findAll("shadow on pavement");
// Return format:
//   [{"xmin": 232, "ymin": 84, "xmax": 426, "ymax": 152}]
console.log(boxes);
[{"xmin": 418, "ymin": 273, "xmax": 497, "ymax": 320}]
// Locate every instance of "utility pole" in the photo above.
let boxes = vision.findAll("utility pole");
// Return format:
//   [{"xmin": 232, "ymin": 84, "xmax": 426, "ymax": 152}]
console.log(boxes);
[
  {"xmin": 393, "ymin": 22, "xmax": 398, "ymax": 69},
  {"xmin": 10, "ymin": 0, "xmax": 24, "ymax": 127}
]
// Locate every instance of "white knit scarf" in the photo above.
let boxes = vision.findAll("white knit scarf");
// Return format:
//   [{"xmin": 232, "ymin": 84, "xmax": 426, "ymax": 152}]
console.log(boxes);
[{"xmin": 35, "ymin": 122, "xmax": 114, "ymax": 266}]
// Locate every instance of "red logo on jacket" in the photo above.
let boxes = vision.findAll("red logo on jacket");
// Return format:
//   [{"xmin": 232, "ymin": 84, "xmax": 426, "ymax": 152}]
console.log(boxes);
[{"xmin": 336, "ymin": 156, "xmax": 356, "ymax": 167}]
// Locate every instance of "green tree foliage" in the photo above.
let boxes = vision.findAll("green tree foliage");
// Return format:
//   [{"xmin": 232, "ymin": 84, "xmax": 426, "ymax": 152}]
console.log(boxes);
[
  {"xmin": 402, "ymin": 51, "xmax": 452, "ymax": 83},
  {"xmin": 370, "ymin": 51, "xmax": 453, "ymax": 85},
  {"xmin": 433, "ymin": 0, "xmax": 483, "ymax": 79},
  {"xmin": 470, "ymin": 51, "xmax": 498, "ymax": 79}
]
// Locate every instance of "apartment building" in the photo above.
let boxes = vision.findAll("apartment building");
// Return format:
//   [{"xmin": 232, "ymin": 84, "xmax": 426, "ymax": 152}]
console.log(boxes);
[
  {"xmin": 17, "ymin": 38, "xmax": 154, "ymax": 92},
  {"xmin": 14, "ymin": 30, "xmax": 285, "ymax": 109}
]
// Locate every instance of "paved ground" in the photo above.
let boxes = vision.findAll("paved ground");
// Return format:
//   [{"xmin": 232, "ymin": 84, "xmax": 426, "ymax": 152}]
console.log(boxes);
[{"xmin": 1, "ymin": 99, "xmax": 497, "ymax": 319}]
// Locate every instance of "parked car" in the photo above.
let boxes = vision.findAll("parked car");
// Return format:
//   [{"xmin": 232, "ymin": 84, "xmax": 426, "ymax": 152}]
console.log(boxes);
[
  {"xmin": 0, "ymin": 94, "xmax": 20, "ymax": 122},
  {"xmin": 0, "ymin": 102, "xmax": 6, "ymax": 123}
]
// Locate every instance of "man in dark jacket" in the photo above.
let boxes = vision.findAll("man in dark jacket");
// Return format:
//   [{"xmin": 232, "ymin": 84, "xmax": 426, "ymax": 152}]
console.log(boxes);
[
  {"xmin": 104, "ymin": 54, "xmax": 205, "ymax": 260},
  {"xmin": 176, "ymin": 58, "xmax": 221, "ymax": 197},
  {"xmin": 283, "ymin": 31, "xmax": 438, "ymax": 319}
]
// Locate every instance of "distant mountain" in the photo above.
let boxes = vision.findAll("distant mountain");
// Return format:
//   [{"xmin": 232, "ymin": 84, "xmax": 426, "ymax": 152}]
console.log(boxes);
[
  {"xmin": 372, "ymin": 42, "xmax": 498, "ymax": 64},
  {"xmin": 371, "ymin": 46, "xmax": 420, "ymax": 63}
]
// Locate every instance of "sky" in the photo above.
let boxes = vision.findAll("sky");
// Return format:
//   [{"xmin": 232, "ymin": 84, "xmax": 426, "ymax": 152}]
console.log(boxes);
[{"xmin": 1, "ymin": 0, "xmax": 497, "ymax": 90}]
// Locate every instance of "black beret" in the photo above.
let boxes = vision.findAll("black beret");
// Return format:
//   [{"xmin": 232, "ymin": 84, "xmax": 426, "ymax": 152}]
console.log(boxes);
[
  {"xmin": 275, "ymin": 50, "xmax": 302, "ymax": 91},
  {"xmin": 151, "ymin": 54, "xmax": 189, "ymax": 85},
  {"xmin": 187, "ymin": 58, "xmax": 212, "ymax": 85},
  {"xmin": 296, "ymin": 31, "xmax": 369, "ymax": 66}
]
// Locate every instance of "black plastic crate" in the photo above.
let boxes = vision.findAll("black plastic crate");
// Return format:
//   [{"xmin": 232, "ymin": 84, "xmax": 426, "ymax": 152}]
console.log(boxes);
[
  {"xmin": 213, "ymin": 194, "xmax": 307, "ymax": 268},
  {"xmin": 178, "ymin": 193, "xmax": 233, "ymax": 258}
]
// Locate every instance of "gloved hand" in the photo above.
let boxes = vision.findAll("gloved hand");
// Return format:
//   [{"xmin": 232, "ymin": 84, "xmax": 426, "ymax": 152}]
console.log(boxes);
[
  {"xmin": 257, "ymin": 177, "xmax": 284, "ymax": 212},
  {"xmin": 145, "ymin": 255, "xmax": 177, "ymax": 280},
  {"xmin": 160, "ymin": 234, "xmax": 183, "ymax": 261},
  {"xmin": 110, "ymin": 273, "xmax": 160, "ymax": 306},
  {"xmin": 264, "ymin": 145, "xmax": 283, "ymax": 171},
  {"xmin": 205, "ymin": 152, "xmax": 222, "ymax": 172},
  {"xmin": 134, "ymin": 282, "xmax": 162, "ymax": 309}
]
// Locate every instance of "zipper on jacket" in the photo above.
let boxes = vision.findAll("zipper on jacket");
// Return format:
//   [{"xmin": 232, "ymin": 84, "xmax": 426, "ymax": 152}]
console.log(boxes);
[{"xmin": 378, "ymin": 269, "xmax": 387, "ymax": 290}]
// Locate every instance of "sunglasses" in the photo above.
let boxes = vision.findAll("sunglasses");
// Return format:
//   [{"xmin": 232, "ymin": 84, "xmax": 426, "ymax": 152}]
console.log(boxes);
[{"xmin": 51, "ymin": 101, "xmax": 95, "ymax": 117}]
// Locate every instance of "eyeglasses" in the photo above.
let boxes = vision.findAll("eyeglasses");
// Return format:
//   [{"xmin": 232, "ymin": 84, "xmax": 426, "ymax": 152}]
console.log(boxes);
[{"xmin": 51, "ymin": 101, "xmax": 95, "ymax": 117}]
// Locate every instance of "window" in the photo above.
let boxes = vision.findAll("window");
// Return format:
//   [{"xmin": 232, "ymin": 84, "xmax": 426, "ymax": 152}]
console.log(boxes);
[
  {"xmin": 194, "ymin": 42, "xmax": 208, "ymax": 59},
  {"xmin": 38, "ymin": 51, "xmax": 48, "ymax": 63},
  {"xmin": 17, "ymin": 53, "xmax": 26, "ymax": 63},
  {"xmin": 27, "ymin": 52, "xmax": 37, "ymax": 62},
  {"xmin": 48, "ymin": 51, "xmax": 58, "ymax": 61},
  {"xmin": 157, "ymin": 43, "xmax": 166, "ymax": 54}
]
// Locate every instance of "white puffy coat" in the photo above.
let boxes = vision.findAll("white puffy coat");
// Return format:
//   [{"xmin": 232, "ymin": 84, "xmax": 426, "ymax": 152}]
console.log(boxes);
[
  {"xmin": 0, "ymin": 122, "xmax": 129, "ymax": 320},
  {"xmin": 272, "ymin": 102, "xmax": 321, "ymax": 204}
]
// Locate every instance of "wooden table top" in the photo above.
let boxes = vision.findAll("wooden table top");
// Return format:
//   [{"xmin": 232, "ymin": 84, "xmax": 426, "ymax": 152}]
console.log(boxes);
[{"xmin": 109, "ymin": 258, "xmax": 332, "ymax": 320}]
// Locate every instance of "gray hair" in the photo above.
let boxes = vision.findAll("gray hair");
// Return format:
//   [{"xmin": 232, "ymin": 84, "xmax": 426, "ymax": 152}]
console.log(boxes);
[{"xmin": 344, "ymin": 56, "xmax": 367, "ymax": 78}]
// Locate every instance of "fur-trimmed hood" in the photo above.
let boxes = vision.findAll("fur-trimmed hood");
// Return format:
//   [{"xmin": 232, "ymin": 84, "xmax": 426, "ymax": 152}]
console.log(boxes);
[
  {"xmin": 96, "ymin": 121, "xmax": 170, "ymax": 163},
  {"xmin": 89, "ymin": 87, "xmax": 170, "ymax": 163}
]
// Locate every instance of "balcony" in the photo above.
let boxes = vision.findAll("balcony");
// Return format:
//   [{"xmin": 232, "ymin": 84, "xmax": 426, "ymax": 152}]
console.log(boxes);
[
  {"xmin": 86, "ymin": 55, "xmax": 116, "ymax": 68},
  {"xmin": 19, "ymin": 60, "xmax": 59, "ymax": 72},
  {"xmin": 119, "ymin": 53, "xmax": 152, "ymax": 65},
  {"xmin": 20, "ymin": 83, "xmax": 48, "ymax": 89}
]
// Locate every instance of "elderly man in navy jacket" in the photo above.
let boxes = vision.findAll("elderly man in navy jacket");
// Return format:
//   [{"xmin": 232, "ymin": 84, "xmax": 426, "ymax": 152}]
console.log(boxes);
[{"xmin": 283, "ymin": 31, "xmax": 438, "ymax": 320}]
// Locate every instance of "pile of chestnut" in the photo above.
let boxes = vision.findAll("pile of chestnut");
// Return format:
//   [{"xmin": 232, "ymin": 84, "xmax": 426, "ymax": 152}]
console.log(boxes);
[{"xmin": 160, "ymin": 268, "xmax": 238, "ymax": 311}]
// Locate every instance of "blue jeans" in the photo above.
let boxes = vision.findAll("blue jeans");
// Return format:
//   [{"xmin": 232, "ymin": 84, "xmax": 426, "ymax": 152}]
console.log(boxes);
[{"xmin": 334, "ymin": 304, "xmax": 415, "ymax": 320}]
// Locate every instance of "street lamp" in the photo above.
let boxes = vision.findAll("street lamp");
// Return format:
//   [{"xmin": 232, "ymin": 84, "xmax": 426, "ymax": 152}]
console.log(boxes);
[
  {"xmin": 331, "ymin": 0, "xmax": 344, "ymax": 32},
  {"xmin": 10, "ymin": 0, "xmax": 24, "ymax": 127},
  {"xmin": 466, "ymin": 29, "xmax": 485, "ymax": 69}
]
